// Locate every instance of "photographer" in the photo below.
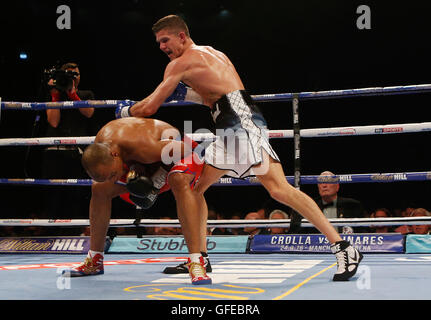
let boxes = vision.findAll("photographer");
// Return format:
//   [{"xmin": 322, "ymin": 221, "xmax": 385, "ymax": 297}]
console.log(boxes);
[
  {"xmin": 42, "ymin": 62, "xmax": 95, "ymax": 220},
  {"xmin": 45, "ymin": 62, "xmax": 94, "ymax": 129}
]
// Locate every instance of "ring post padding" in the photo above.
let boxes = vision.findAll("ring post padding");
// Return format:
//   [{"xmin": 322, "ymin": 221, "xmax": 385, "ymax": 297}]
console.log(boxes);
[
  {"xmin": 292, "ymin": 94, "xmax": 301, "ymax": 190},
  {"xmin": 291, "ymin": 93, "xmax": 303, "ymax": 232}
]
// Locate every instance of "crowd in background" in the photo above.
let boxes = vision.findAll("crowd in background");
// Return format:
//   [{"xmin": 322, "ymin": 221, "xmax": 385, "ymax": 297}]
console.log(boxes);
[{"xmin": 2, "ymin": 202, "xmax": 430, "ymax": 237}]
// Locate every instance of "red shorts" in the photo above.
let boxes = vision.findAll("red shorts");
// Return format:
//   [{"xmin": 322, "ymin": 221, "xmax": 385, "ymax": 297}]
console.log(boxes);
[{"xmin": 119, "ymin": 145, "xmax": 203, "ymax": 206}]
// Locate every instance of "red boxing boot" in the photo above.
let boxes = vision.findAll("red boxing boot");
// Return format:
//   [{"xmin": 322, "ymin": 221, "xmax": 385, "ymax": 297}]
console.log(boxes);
[
  {"xmin": 64, "ymin": 252, "xmax": 104, "ymax": 277},
  {"xmin": 187, "ymin": 256, "xmax": 212, "ymax": 285}
]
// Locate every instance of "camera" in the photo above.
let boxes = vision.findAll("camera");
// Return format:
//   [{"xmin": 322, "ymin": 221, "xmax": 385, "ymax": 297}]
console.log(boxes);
[{"xmin": 44, "ymin": 67, "xmax": 79, "ymax": 92}]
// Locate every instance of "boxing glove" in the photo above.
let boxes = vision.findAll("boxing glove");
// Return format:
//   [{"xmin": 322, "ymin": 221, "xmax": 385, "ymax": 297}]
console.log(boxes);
[
  {"xmin": 115, "ymin": 100, "xmax": 135, "ymax": 118},
  {"xmin": 165, "ymin": 82, "xmax": 203, "ymax": 104},
  {"xmin": 129, "ymin": 193, "xmax": 158, "ymax": 210},
  {"xmin": 126, "ymin": 166, "xmax": 169, "ymax": 209}
]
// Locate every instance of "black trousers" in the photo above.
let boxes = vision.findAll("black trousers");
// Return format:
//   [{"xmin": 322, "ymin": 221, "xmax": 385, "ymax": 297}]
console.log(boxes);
[{"xmin": 42, "ymin": 149, "xmax": 90, "ymax": 219}]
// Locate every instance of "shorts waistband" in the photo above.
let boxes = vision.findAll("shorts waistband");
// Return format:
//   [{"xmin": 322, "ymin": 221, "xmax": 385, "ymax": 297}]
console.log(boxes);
[{"xmin": 212, "ymin": 90, "xmax": 266, "ymax": 128}]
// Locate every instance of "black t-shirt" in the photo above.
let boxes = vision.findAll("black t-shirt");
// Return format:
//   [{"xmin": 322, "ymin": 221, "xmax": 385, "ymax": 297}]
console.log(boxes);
[{"xmin": 45, "ymin": 89, "xmax": 95, "ymax": 137}]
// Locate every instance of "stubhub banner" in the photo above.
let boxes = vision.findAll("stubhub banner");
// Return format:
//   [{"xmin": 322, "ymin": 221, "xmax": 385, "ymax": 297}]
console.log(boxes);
[
  {"xmin": 406, "ymin": 234, "xmax": 431, "ymax": 253},
  {"xmin": 108, "ymin": 236, "xmax": 249, "ymax": 254},
  {"xmin": 250, "ymin": 233, "xmax": 404, "ymax": 253}
]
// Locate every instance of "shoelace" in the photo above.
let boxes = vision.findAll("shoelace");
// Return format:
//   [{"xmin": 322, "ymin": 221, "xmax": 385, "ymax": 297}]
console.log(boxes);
[
  {"xmin": 181, "ymin": 258, "xmax": 207, "ymax": 269},
  {"xmin": 335, "ymin": 251, "xmax": 348, "ymax": 271},
  {"xmin": 73, "ymin": 257, "xmax": 92, "ymax": 268},
  {"xmin": 76, "ymin": 257, "xmax": 102, "ymax": 269},
  {"xmin": 188, "ymin": 262, "xmax": 206, "ymax": 278},
  {"xmin": 87, "ymin": 256, "xmax": 103, "ymax": 266}
]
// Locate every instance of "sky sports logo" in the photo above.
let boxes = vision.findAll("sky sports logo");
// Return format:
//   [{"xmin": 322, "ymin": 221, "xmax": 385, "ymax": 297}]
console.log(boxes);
[{"xmin": 375, "ymin": 127, "xmax": 403, "ymax": 134}]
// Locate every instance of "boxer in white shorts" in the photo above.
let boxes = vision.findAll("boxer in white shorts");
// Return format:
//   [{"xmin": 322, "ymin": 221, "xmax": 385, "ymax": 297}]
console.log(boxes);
[{"xmin": 117, "ymin": 14, "xmax": 362, "ymax": 281}]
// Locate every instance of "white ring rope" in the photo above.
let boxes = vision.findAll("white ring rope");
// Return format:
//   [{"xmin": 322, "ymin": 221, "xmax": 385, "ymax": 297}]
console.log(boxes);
[
  {"xmin": 0, "ymin": 121, "xmax": 430, "ymax": 146},
  {"xmin": 1, "ymin": 217, "xmax": 431, "ymax": 228}
]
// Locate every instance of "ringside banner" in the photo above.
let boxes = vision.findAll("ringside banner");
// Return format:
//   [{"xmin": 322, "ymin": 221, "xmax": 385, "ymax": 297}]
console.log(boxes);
[
  {"xmin": 108, "ymin": 236, "xmax": 249, "ymax": 254},
  {"xmin": 0, "ymin": 237, "xmax": 93, "ymax": 253},
  {"xmin": 250, "ymin": 234, "xmax": 404, "ymax": 253},
  {"xmin": 405, "ymin": 234, "xmax": 431, "ymax": 253}
]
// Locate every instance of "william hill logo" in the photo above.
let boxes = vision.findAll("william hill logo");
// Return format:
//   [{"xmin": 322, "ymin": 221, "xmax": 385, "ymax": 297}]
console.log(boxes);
[
  {"xmin": 0, "ymin": 239, "xmax": 54, "ymax": 252},
  {"xmin": 0, "ymin": 237, "xmax": 89, "ymax": 253}
]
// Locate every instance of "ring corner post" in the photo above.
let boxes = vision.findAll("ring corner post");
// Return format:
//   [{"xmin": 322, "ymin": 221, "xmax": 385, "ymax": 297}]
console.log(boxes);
[{"xmin": 292, "ymin": 93, "xmax": 301, "ymax": 190}]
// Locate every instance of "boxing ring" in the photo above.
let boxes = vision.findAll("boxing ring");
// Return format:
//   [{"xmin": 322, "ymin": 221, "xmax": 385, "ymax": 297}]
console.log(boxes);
[{"xmin": 1, "ymin": 84, "xmax": 431, "ymax": 302}]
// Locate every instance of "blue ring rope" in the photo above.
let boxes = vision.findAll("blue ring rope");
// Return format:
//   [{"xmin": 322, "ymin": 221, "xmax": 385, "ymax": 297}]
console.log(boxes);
[
  {"xmin": 2, "ymin": 84, "xmax": 431, "ymax": 110},
  {"xmin": 1, "ymin": 171, "xmax": 429, "ymax": 186}
]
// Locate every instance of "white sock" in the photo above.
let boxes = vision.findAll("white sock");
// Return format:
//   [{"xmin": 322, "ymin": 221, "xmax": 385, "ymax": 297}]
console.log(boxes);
[
  {"xmin": 189, "ymin": 253, "xmax": 202, "ymax": 263},
  {"xmin": 88, "ymin": 250, "xmax": 104, "ymax": 259}
]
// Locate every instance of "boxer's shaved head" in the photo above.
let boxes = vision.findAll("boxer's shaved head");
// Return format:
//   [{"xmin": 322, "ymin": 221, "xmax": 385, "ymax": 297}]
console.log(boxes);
[{"xmin": 82, "ymin": 143, "xmax": 117, "ymax": 181}]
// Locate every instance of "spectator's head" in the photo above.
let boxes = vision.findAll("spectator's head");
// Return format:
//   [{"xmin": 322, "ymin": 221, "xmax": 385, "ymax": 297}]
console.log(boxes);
[
  {"xmin": 410, "ymin": 208, "xmax": 431, "ymax": 235},
  {"xmin": 228, "ymin": 212, "xmax": 242, "ymax": 235},
  {"xmin": 207, "ymin": 206, "xmax": 218, "ymax": 220},
  {"xmin": 371, "ymin": 208, "xmax": 391, "ymax": 233},
  {"xmin": 374, "ymin": 208, "xmax": 391, "ymax": 218},
  {"xmin": 317, "ymin": 171, "xmax": 339, "ymax": 202},
  {"xmin": 243, "ymin": 211, "xmax": 260, "ymax": 235},
  {"xmin": 153, "ymin": 217, "xmax": 180, "ymax": 235},
  {"xmin": 268, "ymin": 209, "xmax": 290, "ymax": 234},
  {"xmin": 402, "ymin": 207, "xmax": 415, "ymax": 217},
  {"xmin": 256, "ymin": 208, "xmax": 265, "ymax": 219},
  {"xmin": 231, "ymin": 213, "xmax": 241, "ymax": 220}
]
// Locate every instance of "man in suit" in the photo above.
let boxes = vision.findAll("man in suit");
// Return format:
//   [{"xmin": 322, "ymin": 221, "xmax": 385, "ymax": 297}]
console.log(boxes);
[{"xmin": 316, "ymin": 171, "xmax": 366, "ymax": 233}]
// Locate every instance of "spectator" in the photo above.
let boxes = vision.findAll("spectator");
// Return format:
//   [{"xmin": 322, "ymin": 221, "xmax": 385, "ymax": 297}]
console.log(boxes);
[
  {"xmin": 112, "ymin": 227, "xmax": 140, "ymax": 236},
  {"xmin": 42, "ymin": 62, "xmax": 95, "ymax": 219},
  {"xmin": 153, "ymin": 217, "xmax": 181, "ymax": 235},
  {"xmin": 210, "ymin": 207, "xmax": 232, "ymax": 235},
  {"xmin": 392, "ymin": 208, "xmax": 403, "ymax": 218},
  {"xmin": 80, "ymin": 226, "xmax": 91, "ymax": 236},
  {"xmin": 268, "ymin": 209, "xmax": 290, "ymax": 234},
  {"xmin": 410, "ymin": 208, "xmax": 431, "ymax": 235},
  {"xmin": 241, "ymin": 211, "xmax": 264, "ymax": 236},
  {"xmin": 256, "ymin": 208, "xmax": 266, "ymax": 219},
  {"xmin": 229, "ymin": 213, "xmax": 243, "ymax": 235},
  {"xmin": 369, "ymin": 208, "xmax": 392, "ymax": 233},
  {"xmin": 394, "ymin": 206, "xmax": 417, "ymax": 234},
  {"xmin": 316, "ymin": 170, "xmax": 366, "ymax": 233},
  {"xmin": 0, "ymin": 226, "xmax": 17, "ymax": 237},
  {"xmin": 403, "ymin": 207, "xmax": 415, "ymax": 217},
  {"xmin": 261, "ymin": 198, "xmax": 291, "ymax": 219}
]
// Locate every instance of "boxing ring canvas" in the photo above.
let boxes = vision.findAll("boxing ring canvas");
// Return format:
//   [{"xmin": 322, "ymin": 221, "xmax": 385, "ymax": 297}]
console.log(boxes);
[{"xmin": 1, "ymin": 253, "xmax": 431, "ymax": 300}]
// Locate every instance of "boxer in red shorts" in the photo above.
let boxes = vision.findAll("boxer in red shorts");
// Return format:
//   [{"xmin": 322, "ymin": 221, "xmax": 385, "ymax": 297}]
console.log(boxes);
[{"xmin": 65, "ymin": 117, "xmax": 211, "ymax": 285}]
